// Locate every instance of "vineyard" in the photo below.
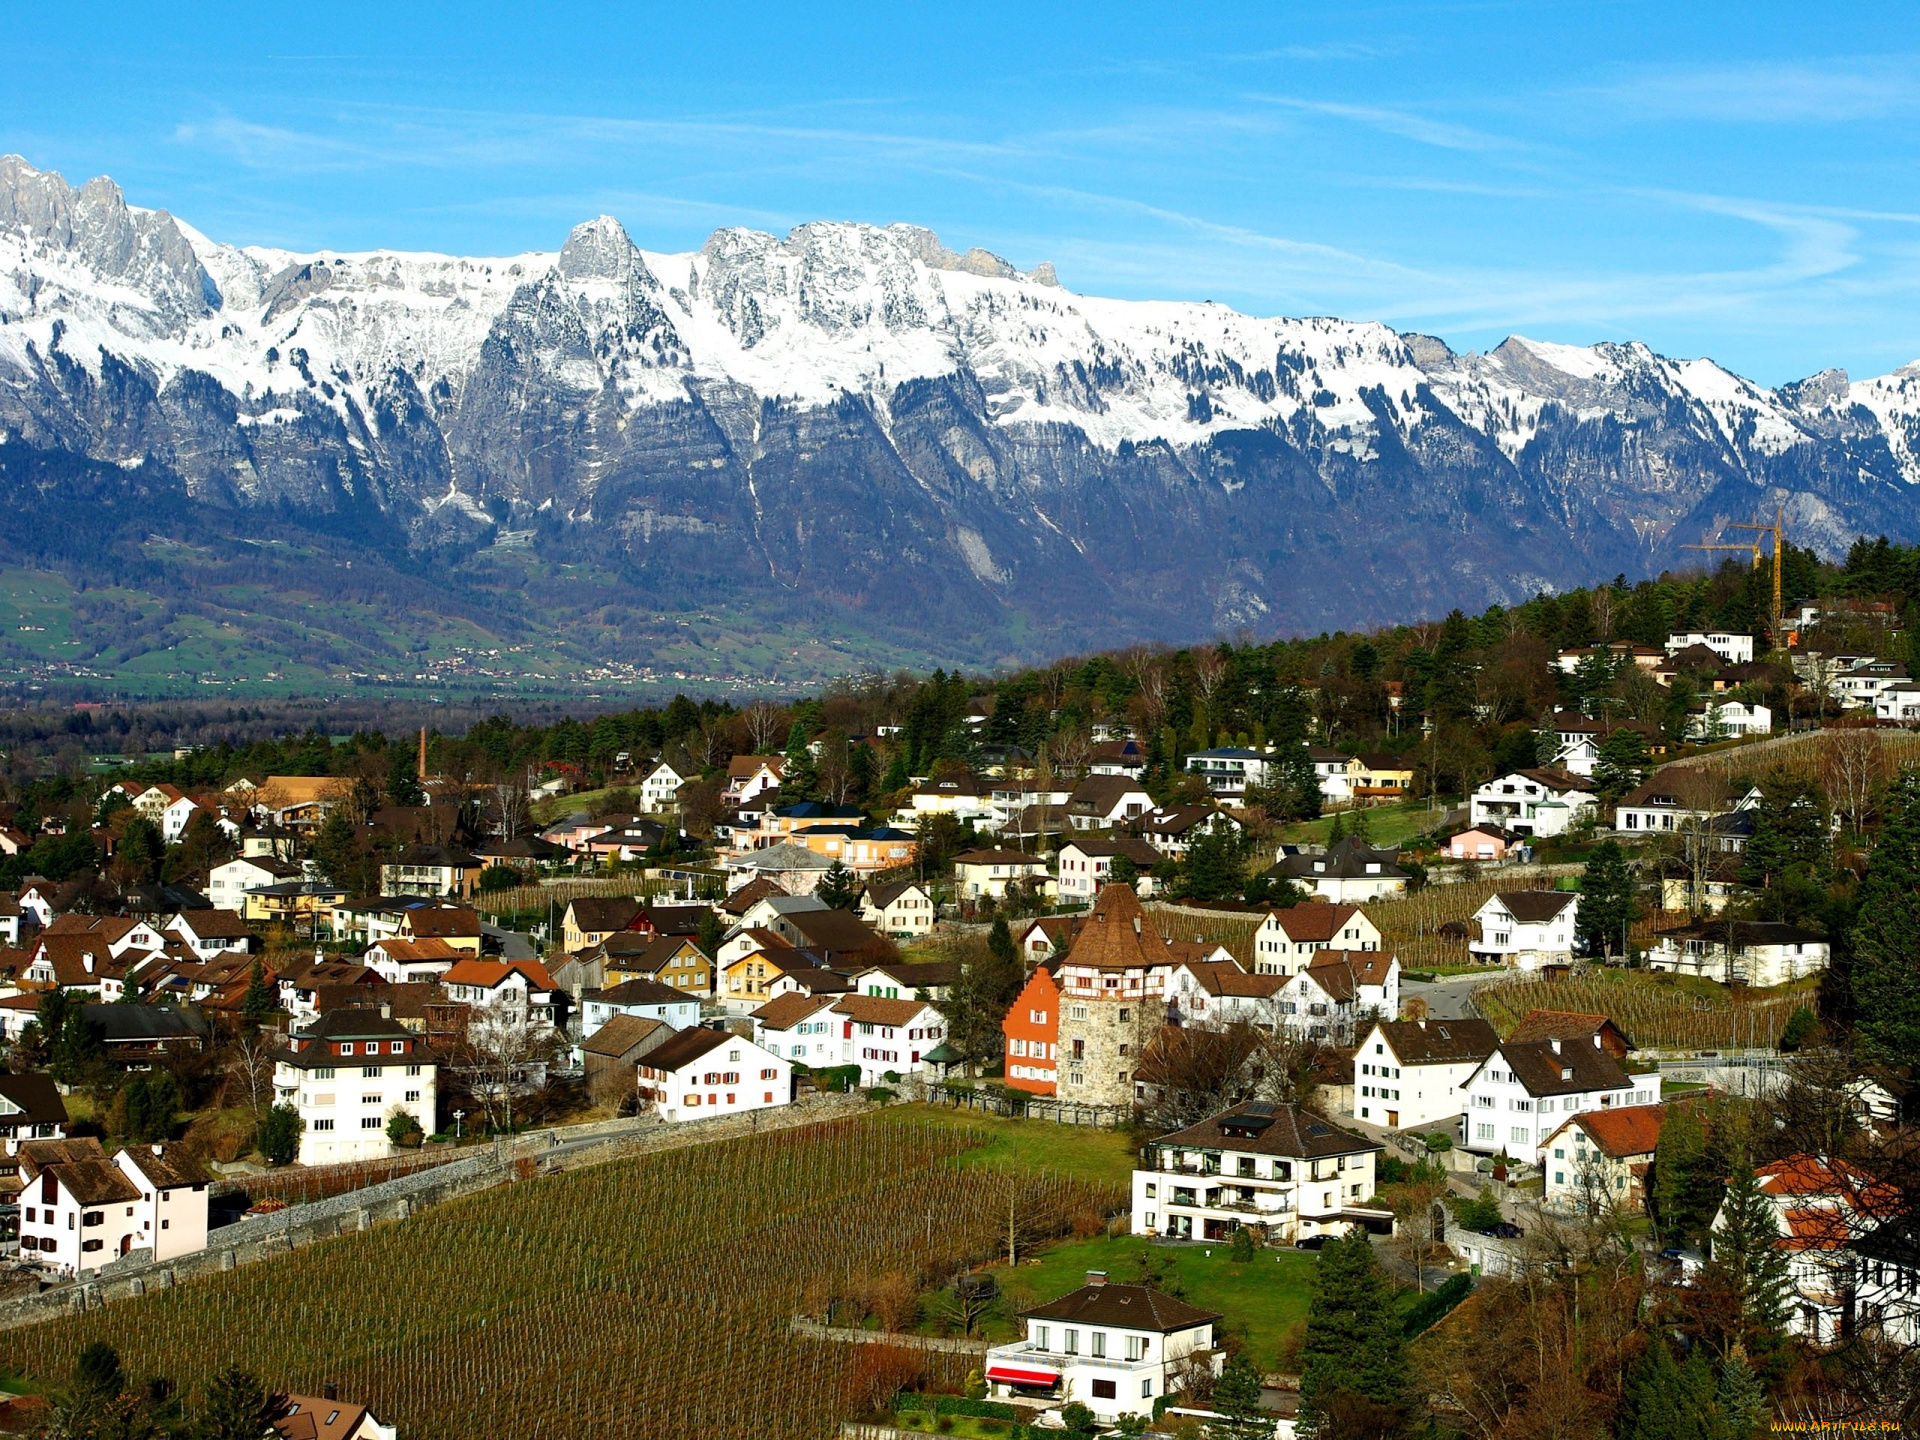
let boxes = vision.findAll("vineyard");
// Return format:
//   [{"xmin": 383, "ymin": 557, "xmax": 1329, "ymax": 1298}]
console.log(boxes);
[
  {"xmin": 1473, "ymin": 969, "xmax": 1806, "ymax": 1050},
  {"xmin": 0, "ymin": 1118, "xmax": 1120, "ymax": 1440}
]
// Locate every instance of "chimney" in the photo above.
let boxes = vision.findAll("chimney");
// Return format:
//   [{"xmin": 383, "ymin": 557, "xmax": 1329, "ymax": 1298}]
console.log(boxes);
[
  {"xmin": 1549, "ymin": 1037, "xmax": 1562, "ymax": 1054},
  {"xmin": 1086, "ymin": 1270, "xmax": 1107, "ymax": 1288},
  {"xmin": 418, "ymin": 727, "xmax": 428, "ymax": 784},
  {"xmin": 1417, "ymin": 1019, "xmax": 1427, "ymax": 1030},
  {"xmin": 1593, "ymin": 1033, "xmax": 1603, "ymax": 1048},
  {"xmin": 151, "ymin": 1143, "xmax": 163, "ymax": 1156},
  {"xmin": 323, "ymin": 1382, "xmax": 338, "ymax": 1402}
]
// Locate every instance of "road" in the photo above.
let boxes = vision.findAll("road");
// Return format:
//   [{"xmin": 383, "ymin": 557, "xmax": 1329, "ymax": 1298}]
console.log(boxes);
[{"xmin": 1399, "ymin": 970, "xmax": 1490, "ymax": 1021}]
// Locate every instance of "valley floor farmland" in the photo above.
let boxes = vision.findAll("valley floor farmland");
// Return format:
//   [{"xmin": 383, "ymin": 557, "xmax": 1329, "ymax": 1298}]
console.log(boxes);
[{"xmin": 0, "ymin": 1118, "xmax": 1120, "ymax": 1440}]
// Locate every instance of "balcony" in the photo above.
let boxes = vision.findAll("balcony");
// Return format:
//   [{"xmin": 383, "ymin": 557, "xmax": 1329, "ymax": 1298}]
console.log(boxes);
[{"xmin": 985, "ymin": 1341, "xmax": 1162, "ymax": 1378}]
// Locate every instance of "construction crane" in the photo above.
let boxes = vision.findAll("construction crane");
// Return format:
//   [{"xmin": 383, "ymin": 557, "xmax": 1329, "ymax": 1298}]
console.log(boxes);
[
  {"xmin": 1682, "ymin": 535, "xmax": 1762, "ymax": 569},
  {"xmin": 1727, "ymin": 504, "xmax": 1785, "ymax": 646}
]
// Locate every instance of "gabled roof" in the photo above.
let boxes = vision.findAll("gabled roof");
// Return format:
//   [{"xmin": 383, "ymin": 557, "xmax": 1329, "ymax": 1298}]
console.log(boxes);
[
  {"xmin": 369, "ymin": 937, "xmax": 461, "ymax": 964},
  {"xmin": 751, "ymin": 991, "xmax": 841, "ymax": 1030},
  {"xmin": 1492, "ymin": 1038, "xmax": 1632, "ymax": 1097},
  {"xmin": 952, "ymin": 848, "xmax": 1048, "ymax": 867},
  {"xmin": 722, "ymin": 876, "xmax": 784, "ymax": 915},
  {"xmin": 1066, "ymin": 775, "xmax": 1149, "ymax": 814},
  {"xmin": 292, "ymin": 1009, "xmax": 413, "ymax": 1043},
  {"xmin": 1490, "ymin": 890, "xmax": 1579, "ymax": 923},
  {"xmin": 1180, "ymin": 960, "xmax": 1285, "ymax": 999},
  {"xmin": 1553, "ymin": 1103, "xmax": 1666, "ymax": 1159},
  {"xmin": 1153, "ymin": 1101, "xmax": 1382, "ymax": 1161},
  {"xmin": 1510, "ymin": 1009, "xmax": 1632, "ymax": 1053},
  {"xmin": 1276, "ymin": 837, "xmax": 1407, "ymax": 882},
  {"xmin": 1302, "ymin": 949, "xmax": 1396, "ymax": 1002},
  {"xmin": 1057, "ymin": 836, "xmax": 1162, "ymax": 865},
  {"xmin": 588, "ymin": 976, "xmax": 690, "ymax": 1008},
  {"xmin": 832, "ymin": 994, "xmax": 934, "ymax": 1026},
  {"xmin": 1755, "ymin": 1154, "xmax": 1899, "ymax": 1209},
  {"xmin": 0, "ymin": 1072, "xmax": 68, "ymax": 1128},
  {"xmin": 1060, "ymin": 884, "xmax": 1173, "ymax": 972},
  {"xmin": 1134, "ymin": 804, "xmax": 1238, "ymax": 838},
  {"xmin": 579, "ymin": 1014, "xmax": 672, "ymax": 1060},
  {"xmin": 862, "ymin": 879, "xmax": 928, "ymax": 910},
  {"xmin": 441, "ymin": 959, "xmax": 558, "ymax": 992},
  {"xmin": 566, "ymin": 896, "xmax": 644, "ymax": 932},
  {"xmin": 640, "ymin": 1026, "xmax": 735, "ymax": 1072},
  {"xmin": 1263, "ymin": 902, "xmax": 1365, "ymax": 943},
  {"xmin": 277, "ymin": 1396, "xmax": 379, "ymax": 1440},
  {"xmin": 778, "ymin": 909, "xmax": 890, "ymax": 957},
  {"xmin": 1022, "ymin": 1281, "xmax": 1220, "ymax": 1333},
  {"xmin": 401, "ymin": 907, "xmax": 481, "ymax": 937},
  {"xmin": 171, "ymin": 908, "xmax": 251, "ymax": 940},
  {"xmin": 1370, "ymin": 1017, "xmax": 1498, "ymax": 1065},
  {"xmin": 118, "ymin": 1144, "xmax": 204, "ymax": 1190}
]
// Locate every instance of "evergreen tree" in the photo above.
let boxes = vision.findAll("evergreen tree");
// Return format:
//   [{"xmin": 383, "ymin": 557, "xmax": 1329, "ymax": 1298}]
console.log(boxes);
[
  {"xmin": 1326, "ymin": 810, "xmax": 1346, "ymax": 844},
  {"xmin": 257, "ymin": 1103, "xmax": 303, "ymax": 1167},
  {"xmin": 987, "ymin": 916, "xmax": 1017, "ymax": 973},
  {"xmin": 385, "ymin": 747, "xmax": 426, "ymax": 808},
  {"xmin": 1705, "ymin": 1161, "xmax": 1793, "ymax": 1340},
  {"xmin": 781, "ymin": 721, "xmax": 820, "ymax": 804},
  {"xmin": 816, "ymin": 860, "xmax": 859, "ymax": 910},
  {"xmin": 1534, "ymin": 711, "xmax": 1563, "ymax": 769},
  {"xmin": 51, "ymin": 1008, "xmax": 106, "ymax": 1089},
  {"xmin": 1616, "ymin": 1337, "xmax": 1725, "ymax": 1440},
  {"xmin": 310, "ymin": 809, "xmax": 365, "ymax": 891},
  {"xmin": 1717, "ymin": 1344, "xmax": 1767, "ymax": 1440},
  {"xmin": 1179, "ymin": 828, "xmax": 1245, "ymax": 902},
  {"xmin": 880, "ymin": 750, "xmax": 911, "ymax": 795},
  {"xmin": 1576, "ymin": 840, "xmax": 1639, "ymax": 959},
  {"xmin": 1594, "ymin": 728, "xmax": 1651, "ymax": 800},
  {"xmin": 1208, "ymin": 1353, "xmax": 1265, "ymax": 1438},
  {"xmin": 1652, "ymin": 1102, "xmax": 1709, "ymax": 1245},
  {"xmin": 1297, "ymin": 1228, "xmax": 1407, "ymax": 1437},
  {"xmin": 1738, "ymin": 775, "xmax": 1830, "ymax": 923},
  {"xmin": 191, "ymin": 1368, "xmax": 288, "ymax": 1440},
  {"xmin": 1847, "ymin": 768, "xmax": 1920, "ymax": 1065},
  {"xmin": 241, "ymin": 960, "xmax": 274, "ymax": 1025}
]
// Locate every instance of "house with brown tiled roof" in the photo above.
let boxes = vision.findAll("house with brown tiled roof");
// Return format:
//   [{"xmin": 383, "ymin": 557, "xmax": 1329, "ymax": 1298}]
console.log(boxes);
[
  {"xmin": 1056, "ymin": 836, "xmax": 1162, "ymax": 903},
  {"xmin": 1469, "ymin": 890, "xmax": 1580, "ymax": 969},
  {"xmin": 752, "ymin": 991, "xmax": 843, "ymax": 1068},
  {"xmin": 17, "ymin": 1137, "xmax": 207, "ymax": 1276},
  {"xmin": 1510, "ymin": 1009, "xmax": 1631, "ymax": 1060},
  {"xmin": 1461, "ymin": 1036, "xmax": 1657, "ymax": 1165},
  {"xmin": 1250, "ymin": 902, "xmax": 1381, "ymax": 976},
  {"xmin": 831, "ymin": 993, "xmax": 947, "ymax": 1086},
  {"xmin": 858, "ymin": 879, "xmax": 936, "ymax": 937},
  {"xmin": 1053, "ymin": 885, "xmax": 1173, "ymax": 1107},
  {"xmin": 1353, "ymin": 1017, "xmax": 1500, "ymax": 1130},
  {"xmin": 363, "ymin": 936, "xmax": 462, "ymax": 984},
  {"xmin": 1542, "ymin": 1102, "xmax": 1669, "ymax": 1213},
  {"xmin": 1130, "ymin": 1100, "xmax": 1388, "ymax": 1250},
  {"xmin": 274, "ymin": 1387, "xmax": 396, "ymax": 1440},
  {"xmin": 165, "ymin": 908, "xmax": 254, "ymax": 960}
]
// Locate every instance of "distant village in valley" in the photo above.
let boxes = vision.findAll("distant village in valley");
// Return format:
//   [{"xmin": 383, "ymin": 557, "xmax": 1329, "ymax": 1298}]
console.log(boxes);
[{"xmin": 0, "ymin": 548, "xmax": 1915, "ymax": 1437}]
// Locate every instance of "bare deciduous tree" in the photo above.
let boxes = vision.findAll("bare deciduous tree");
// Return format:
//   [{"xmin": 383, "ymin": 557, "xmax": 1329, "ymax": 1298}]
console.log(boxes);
[
  {"xmin": 744, "ymin": 701, "xmax": 786, "ymax": 754},
  {"xmin": 1821, "ymin": 725, "xmax": 1887, "ymax": 838},
  {"xmin": 226, "ymin": 1028, "xmax": 278, "ymax": 1114}
]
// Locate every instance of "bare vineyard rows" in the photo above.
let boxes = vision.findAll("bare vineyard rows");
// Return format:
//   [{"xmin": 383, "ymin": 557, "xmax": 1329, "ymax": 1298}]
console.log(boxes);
[
  {"xmin": 1474, "ymin": 971, "xmax": 1800, "ymax": 1050},
  {"xmin": 0, "ymin": 1119, "xmax": 1119, "ymax": 1440}
]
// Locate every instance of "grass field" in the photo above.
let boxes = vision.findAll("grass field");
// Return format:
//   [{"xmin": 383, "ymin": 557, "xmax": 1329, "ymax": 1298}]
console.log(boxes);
[
  {"xmin": 869, "ymin": 1104, "xmax": 1139, "ymax": 1189},
  {"xmin": 986, "ymin": 1233, "xmax": 1322, "ymax": 1363},
  {"xmin": 1276, "ymin": 797, "xmax": 1452, "ymax": 851}
]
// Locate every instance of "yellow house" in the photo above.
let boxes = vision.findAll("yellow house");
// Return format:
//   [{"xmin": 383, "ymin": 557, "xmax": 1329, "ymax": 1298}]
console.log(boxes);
[
  {"xmin": 607, "ymin": 935, "xmax": 712, "ymax": 994},
  {"xmin": 562, "ymin": 896, "xmax": 643, "ymax": 953},
  {"xmin": 397, "ymin": 907, "xmax": 484, "ymax": 956},
  {"xmin": 1350, "ymin": 752, "xmax": 1417, "ymax": 801}
]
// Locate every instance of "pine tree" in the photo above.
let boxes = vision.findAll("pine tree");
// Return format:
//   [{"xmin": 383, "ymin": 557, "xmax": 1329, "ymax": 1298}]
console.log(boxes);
[
  {"xmin": 1717, "ymin": 1343, "xmax": 1768, "ymax": 1439},
  {"xmin": 781, "ymin": 720, "xmax": 820, "ymax": 804},
  {"xmin": 1576, "ymin": 840, "xmax": 1640, "ymax": 959},
  {"xmin": 241, "ymin": 960, "xmax": 274, "ymax": 1025},
  {"xmin": 1594, "ymin": 728, "xmax": 1651, "ymax": 799},
  {"xmin": 385, "ymin": 747, "xmax": 426, "ymax": 808},
  {"xmin": 1297, "ymin": 1228, "xmax": 1407, "ymax": 1437},
  {"xmin": 1534, "ymin": 710, "xmax": 1563, "ymax": 768},
  {"xmin": 1617, "ymin": 1337, "xmax": 1725, "ymax": 1440},
  {"xmin": 1652, "ymin": 1102, "xmax": 1707, "ymax": 1245},
  {"xmin": 1706, "ymin": 1161, "xmax": 1793, "ymax": 1340},
  {"xmin": 1327, "ymin": 810, "xmax": 1347, "ymax": 844},
  {"xmin": 987, "ymin": 916, "xmax": 1017, "ymax": 972},
  {"xmin": 1208, "ymin": 1353, "xmax": 1264, "ymax": 1438},
  {"xmin": 192, "ymin": 1368, "xmax": 288, "ymax": 1440},
  {"xmin": 1848, "ymin": 768, "xmax": 1920, "ymax": 1065},
  {"xmin": 816, "ymin": 860, "xmax": 859, "ymax": 910}
]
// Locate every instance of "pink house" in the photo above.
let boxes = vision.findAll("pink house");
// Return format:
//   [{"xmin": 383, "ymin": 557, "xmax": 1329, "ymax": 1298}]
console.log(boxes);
[{"xmin": 1446, "ymin": 826, "xmax": 1518, "ymax": 862}]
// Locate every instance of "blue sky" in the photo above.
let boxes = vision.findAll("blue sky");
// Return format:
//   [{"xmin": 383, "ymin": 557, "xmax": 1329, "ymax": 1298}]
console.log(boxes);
[{"xmin": 8, "ymin": 1, "xmax": 1920, "ymax": 384}]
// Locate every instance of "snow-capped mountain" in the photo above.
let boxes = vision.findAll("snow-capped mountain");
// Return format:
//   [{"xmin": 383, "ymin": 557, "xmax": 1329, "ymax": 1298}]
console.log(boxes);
[{"xmin": 3, "ymin": 153, "xmax": 1918, "ymax": 664}]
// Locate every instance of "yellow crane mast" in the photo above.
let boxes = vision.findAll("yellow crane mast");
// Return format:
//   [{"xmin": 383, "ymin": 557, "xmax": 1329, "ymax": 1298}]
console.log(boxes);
[{"xmin": 1727, "ymin": 504, "xmax": 1785, "ymax": 646}]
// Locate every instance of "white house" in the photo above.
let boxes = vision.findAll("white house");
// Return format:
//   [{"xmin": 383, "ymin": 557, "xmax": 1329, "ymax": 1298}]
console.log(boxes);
[
  {"xmin": 1645, "ymin": 920, "xmax": 1829, "ymax": 988},
  {"xmin": 1666, "ymin": 631, "xmax": 1756, "ymax": 665},
  {"xmin": 951, "ymin": 848, "xmax": 1050, "ymax": 901},
  {"xmin": 1467, "ymin": 768, "xmax": 1597, "ymax": 839},
  {"xmin": 1688, "ymin": 699, "xmax": 1773, "ymax": 739},
  {"xmin": 16, "ymin": 1138, "xmax": 208, "ymax": 1276},
  {"xmin": 1064, "ymin": 776, "xmax": 1155, "ymax": 830},
  {"xmin": 272, "ymin": 1011, "xmax": 437, "ymax": 1165},
  {"xmin": 1307, "ymin": 747, "xmax": 1355, "ymax": 805},
  {"xmin": 1352, "ymin": 1018, "xmax": 1500, "ymax": 1130},
  {"xmin": 859, "ymin": 879, "xmax": 936, "ymax": 937},
  {"xmin": 1251, "ymin": 903, "xmax": 1382, "ymax": 976},
  {"xmin": 440, "ymin": 959, "xmax": 561, "ymax": 1022},
  {"xmin": 1131, "ymin": 1101, "xmax": 1387, "ymax": 1245},
  {"xmin": 636, "ymin": 1028, "xmax": 791, "ymax": 1122},
  {"xmin": 984, "ymin": 1275, "xmax": 1224, "ymax": 1421},
  {"xmin": 578, "ymin": 976, "xmax": 702, "ymax": 1041},
  {"xmin": 1541, "ymin": 1103, "xmax": 1666, "ymax": 1214},
  {"xmin": 638, "ymin": 760, "xmax": 687, "ymax": 814},
  {"xmin": 831, "ymin": 994, "xmax": 947, "ymax": 1086},
  {"xmin": 1272, "ymin": 951, "xmax": 1400, "ymax": 1045},
  {"xmin": 1873, "ymin": 683, "xmax": 1920, "ymax": 723},
  {"xmin": 1834, "ymin": 660, "xmax": 1910, "ymax": 710},
  {"xmin": 207, "ymin": 856, "xmax": 300, "ymax": 910},
  {"xmin": 1182, "ymin": 748, "xmax": 1276, "ymax": 799},
  {"xmin": 1853, "ymin": 1211, "xmax": 1920, "ymax": 1347},
  {"xmin": 1469, "ymin": 891, "xmax": 1580, "ymax": 969},
  {"xmin": 1272, "ymin": 838, "xmax": 1409, "ymax": 903},
  {"xmin": 363, "ymin": 936, "xmax": 462, "ymax": 984},
  {"xmin": 1461, "ymin": 1037, "xmax": 1654, "ymax": 1167},
  {"xmin": 1056, "ymin": 838, "xmax": 1162, "ymax": 903},
  {"xmin": 1616, "ymin": 776, "xmax": 1757, "ymax": 836},
  {"xmin": 1163, "ymin": 962, "xmax": 1285, "ymax": 1029},
  {"xmin": 1715, "ymin": 1154, "xmax": 1901, "ymax": 1345},
  {"xmin": 165, "ymin": 909, "xmax": 254, "ymax": 960},
  {"xmin": 750, "ymin": 992, "xmax": 844, "ymax": 1067}
]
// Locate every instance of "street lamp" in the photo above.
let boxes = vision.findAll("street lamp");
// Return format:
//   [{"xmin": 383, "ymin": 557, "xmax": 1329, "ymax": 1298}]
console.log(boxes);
[{"xmin": 453, "ymin": 1109, "xmax": 465, "ymax": 1141}]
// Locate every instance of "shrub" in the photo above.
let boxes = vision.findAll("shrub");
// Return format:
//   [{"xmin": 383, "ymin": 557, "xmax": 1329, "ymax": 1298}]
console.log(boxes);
[
  {"xmin": 865, "ymin": 1088, "xmax": 897, "ymax": 1105},
  {"xmin": 1230, "ymin": 1225, "xmax": 1257, "ymax": 1262},
  {"xmin": 1402, "ymin": 1271, "xmax": 1473, "ymax": 1338},
  {"xmin": 1424, "ymin": 1132, "xmax": 1454, "ymax": 1152},
  {"xmin": 1780, "ymin": 1006, "xmax": 1818, "ymax": 1052},
  {"xmin": 478, "ymin": 863, "xmax": 525, "ymax": 893},
  {"xmin": 257, "ymin": 1103, "xmax": 302, "ymax": 1167},
  {"xmin": 386, "ymin": 1111, "xmax": 425, "ymax": 1148}
]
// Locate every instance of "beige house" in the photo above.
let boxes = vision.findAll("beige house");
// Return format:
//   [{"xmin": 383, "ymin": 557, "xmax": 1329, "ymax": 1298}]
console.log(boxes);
[
  {"xmin": 859, "ymin": 880, "xmax": 936, "ymax": 937},
  {"xmin": 952, "ymin": 848, "xmax": 1049, "ymax": 901}
]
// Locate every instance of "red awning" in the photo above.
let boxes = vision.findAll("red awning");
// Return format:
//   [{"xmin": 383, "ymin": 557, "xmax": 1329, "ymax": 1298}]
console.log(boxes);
[{"xmin": 985, "ymin": 1364, "xmax": 1060, "ymax": 1387}]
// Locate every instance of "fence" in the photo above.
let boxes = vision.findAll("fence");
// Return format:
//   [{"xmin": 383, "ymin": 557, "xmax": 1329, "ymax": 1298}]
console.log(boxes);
[{"xmin": 924, "ymin": 1084, "xmax": 1131, "ymax": 1130}]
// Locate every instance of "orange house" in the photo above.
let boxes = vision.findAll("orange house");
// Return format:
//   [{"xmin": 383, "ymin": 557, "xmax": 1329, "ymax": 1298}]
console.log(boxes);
[{"xmin": 1002, "ymin": 965, "xmax": 1061, "ymax": 1095}]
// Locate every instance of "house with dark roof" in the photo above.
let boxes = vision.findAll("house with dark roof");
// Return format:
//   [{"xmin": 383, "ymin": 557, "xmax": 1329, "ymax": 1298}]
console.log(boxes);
[
  {"xmin": 1130, "ymin": 804, "xmax": 1243, "ymax": 861},
  {"xmin": 634, "ymin": 1028, "xmax": 791, "ymax": 1123},
  {"xmin": 578, "ymin": 1014, "xmax": 677, "ymax": 1107},
  {"xmin": 578, "ymin": 975, "xmax": 701, "ymax": 1042},
  {"xmin": 164, "ymin": 907, "xmax": 254, "ymax": 960},
  {"xmin": 1467, "ymin": 767, "xmax": 1597, "ymax": 839},
  {"xmin": 984, "ymin": 1272, "xmax": 1223, "ymax": 1421},
  {"xmin": 0, "ymin": 1072, "xmax": 67, "ymax": 1164},
  {"xmin": 1461, "ymin": 1036, "xmax": 1656, "ymax": 1165},
  {"xmin": 561, "ymin": 896, "xmax": 645, "ymax": 953},
  {"xmin": 16, "ymin": 1137, "xmax": 207, "ymax": 1276},
  {"xmin": 1064, "ymin": 775, "xmax": 1154, "ymax": 831},
  {"xmin": 1132, "ymin": 1101, "xmax": 1389, "ymax": 1247},
  {"xmin": 272, "ymin": 1010, "xmax": 436, "ymax": 1166},
  {"xmin": 830, "ymin": 993, "xmax": 948, "ymax": 1086},
  {"xmin": 750, "ymin": 991, "xmax": 843, "ymax": 1068},
  {"xmin": 1510, "ymin": 1010, "xmax": 1631, "ymax": 1059},
  {"xmin": 1469, "ymin": 890, "xmax": 1581, "ymax": 969},
  {"xmin": 1271, "ymin": 950, "xmax": 1401, "ymax": 1044},
  {"xmin": 1272, "ymin": 837, "xmax": 1409, "ymax": 903},
  {"xmin": 1353, "ymin": 1017, "xmax": 1499, "ymax": 1129},
  {"xmin": 1056, "ymin": 837, "xmax": 1163, "ymax": 902},
  {"xmin": 765, "ymin": 907, "xmax": 893, "ymax": 965}
]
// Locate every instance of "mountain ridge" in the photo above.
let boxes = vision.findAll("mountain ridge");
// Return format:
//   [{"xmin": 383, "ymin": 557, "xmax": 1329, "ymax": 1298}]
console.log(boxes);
[{"xmin": 2, "ymin": 152, "xmax": 1919, "ymax": 689}]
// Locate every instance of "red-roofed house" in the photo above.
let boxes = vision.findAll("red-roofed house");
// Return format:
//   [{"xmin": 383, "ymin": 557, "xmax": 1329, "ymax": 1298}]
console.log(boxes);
[
  {"xmin": 1541, "ymin": 1103, "xmax": 1669, "ymax": 1213},
  {"xmin": 441, "ymin": 959, "xmax": 560, "ymax": 1022}
]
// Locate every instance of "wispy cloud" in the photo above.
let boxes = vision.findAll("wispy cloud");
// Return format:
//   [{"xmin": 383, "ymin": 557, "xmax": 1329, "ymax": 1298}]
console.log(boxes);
[{"xmin": 1576, "ymin": 55, "xmax": 1920, "ymax": 123}]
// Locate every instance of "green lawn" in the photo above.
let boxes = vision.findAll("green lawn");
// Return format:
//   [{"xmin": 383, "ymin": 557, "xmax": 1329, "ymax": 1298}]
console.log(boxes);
[
  {"xmin": 988, "ymin": 1233, "xmax": 1322, "ymax": 1364},
  {"xmin": 1275, "ymin": 797, "xmax": 1453, "ymax": 851},
  {"xmin": 868, "ymin": 1103, "xmax": 1139, "ymax": 1190}
]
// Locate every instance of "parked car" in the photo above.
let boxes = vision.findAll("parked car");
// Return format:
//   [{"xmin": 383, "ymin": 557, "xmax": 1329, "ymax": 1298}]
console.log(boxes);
[
  {"xmin": 1475, "ymin": 1221, "xmax": 1523, "ymax": 1239},
  {"xmin": 1294, "ymin": 1235, "xmax": 1330, "ymax": 1250}
]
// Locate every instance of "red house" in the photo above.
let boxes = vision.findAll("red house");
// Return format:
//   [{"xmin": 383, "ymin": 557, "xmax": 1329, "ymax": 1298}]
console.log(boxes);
[{"xmin": 1002, "ymin": 965, "xmax": 1061, "ymax": 1095}]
